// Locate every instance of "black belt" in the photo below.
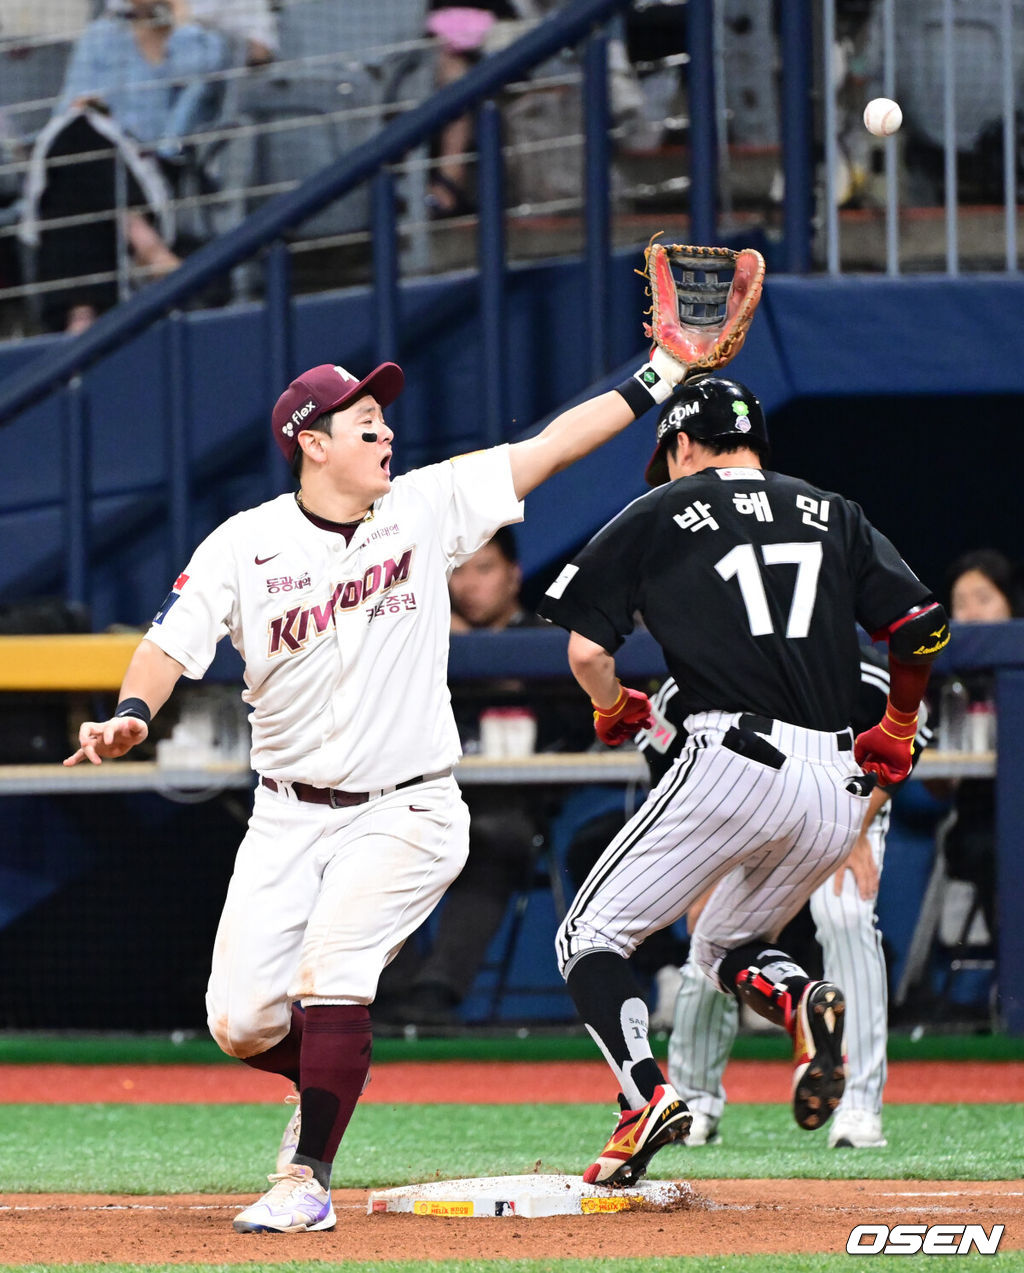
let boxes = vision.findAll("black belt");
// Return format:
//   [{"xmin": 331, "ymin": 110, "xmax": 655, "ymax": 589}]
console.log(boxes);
[
  {"xmin": 738, "ymin": 714, "xmax": 853, "ymax": 751},
  {"xmin": 261, "ymin": 769, "xmax": 451, "ymax": 809}
]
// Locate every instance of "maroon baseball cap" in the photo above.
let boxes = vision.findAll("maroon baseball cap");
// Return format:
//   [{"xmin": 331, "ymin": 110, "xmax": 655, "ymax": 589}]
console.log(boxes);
[{"xmin": 271, "ymin": 362, "xmax": 405, "ymax": 462}]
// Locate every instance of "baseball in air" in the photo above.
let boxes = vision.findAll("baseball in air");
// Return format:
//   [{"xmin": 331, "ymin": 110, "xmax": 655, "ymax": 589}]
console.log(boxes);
[{"xmin": 863, "ymin": 97, "xmax": 902, "ymax": 137}]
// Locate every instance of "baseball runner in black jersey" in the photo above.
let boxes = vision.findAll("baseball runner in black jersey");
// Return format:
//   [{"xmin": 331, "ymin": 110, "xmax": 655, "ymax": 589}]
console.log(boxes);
[
  {"xmin": 667, "ymin": 648, "xmax": 933, "ymax": 1150},
  {"xmin": 538, "ymin": 376, "xmax": 950, "ymax": 1186}
]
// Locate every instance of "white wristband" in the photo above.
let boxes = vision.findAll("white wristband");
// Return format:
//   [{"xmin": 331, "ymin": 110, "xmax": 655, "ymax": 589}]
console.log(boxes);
[{"xmin": 631, "ymin": 362, "xmax": 673, "ymax": 404}]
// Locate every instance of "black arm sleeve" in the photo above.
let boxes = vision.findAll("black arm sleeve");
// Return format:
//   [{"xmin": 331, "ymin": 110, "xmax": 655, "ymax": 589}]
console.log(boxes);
[{"xmin": 845, "ymin": 501, "xmax": 933, "ymax": 634}]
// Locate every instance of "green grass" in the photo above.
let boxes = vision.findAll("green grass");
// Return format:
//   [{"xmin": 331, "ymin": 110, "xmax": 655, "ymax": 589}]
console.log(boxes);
[
  {"xmin": 0, "ymin": 1103, "xmax": 1018, "ymax": 1194},
  {"xmin": 1, "ymin": 1028, "xmax": 1021, "ymax": 1065}
]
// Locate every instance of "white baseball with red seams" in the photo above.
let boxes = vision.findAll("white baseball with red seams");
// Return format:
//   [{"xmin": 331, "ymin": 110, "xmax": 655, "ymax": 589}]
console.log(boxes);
[{"xmin": 863, "ymin": 97, "xmax": 902, "ymax": 137}]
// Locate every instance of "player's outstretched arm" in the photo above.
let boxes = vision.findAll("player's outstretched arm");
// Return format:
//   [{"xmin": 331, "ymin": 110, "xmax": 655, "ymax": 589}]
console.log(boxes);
[
  {"xmin": 64, "ymin": 639, "xmax": 186, "ymax": 767},
  {"xmin": 568, "ymin": 631, "xmax": 653, "ymax": 747},
  {"xmin": 507, "ymin": 348, "xmax": 687, "ymax": 499}
]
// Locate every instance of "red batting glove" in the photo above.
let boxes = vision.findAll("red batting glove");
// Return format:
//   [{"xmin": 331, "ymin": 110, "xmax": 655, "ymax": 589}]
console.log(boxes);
[
  {"xmin": 854, "ymin": 705, "xmax": 918, "ymax": 786},
  {"xmin": 592, "ymin": 685, "xmax": 653, "ymax": 747}
]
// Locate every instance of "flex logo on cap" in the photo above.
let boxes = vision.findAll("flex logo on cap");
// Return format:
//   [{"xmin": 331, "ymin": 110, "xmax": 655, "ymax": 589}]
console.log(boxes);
[{"xmin": 282, "ymin": 398, "xmax": 318, "ymax": 437}]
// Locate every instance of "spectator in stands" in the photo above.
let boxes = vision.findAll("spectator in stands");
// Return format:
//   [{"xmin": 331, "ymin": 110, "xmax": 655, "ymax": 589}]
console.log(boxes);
[
  {"xmin": 425, "ymin": 0, "xmax": 643, "ymax": 216},
  {"xmin": 423, "ymin": 1, "xmax": 519, "ymax": 217},
  {"xmin": 187, "ymin": 0, "xmax": 278, "ymax": 66},
  {"xmin": 378, "ymin": 526, "xmax": 591, "ymax": 1025},
  {"xmin": 20, "ymin": 0, "xmax": 227, "ymax": 333},
  {"xmin": 928, "ymin": 549, "xmax": 1023, "ymax": 943}
]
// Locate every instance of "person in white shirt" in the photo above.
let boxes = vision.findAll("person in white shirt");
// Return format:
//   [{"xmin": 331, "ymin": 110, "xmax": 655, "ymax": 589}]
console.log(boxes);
[{"xmin": 65, "ymin": 344, "xmax": 691, "ymax": 1233}]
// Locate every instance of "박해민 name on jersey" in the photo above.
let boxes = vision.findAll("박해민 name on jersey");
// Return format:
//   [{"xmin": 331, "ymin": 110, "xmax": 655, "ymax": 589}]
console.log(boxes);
[
  {"xmin": 266, "ymin": 548, "xmax": 414, "ymax": 655},
  {"xmin": 673, "ymin": 492, "xmax": 832, "ymax": 535},
  {"xmin": 673, "ymin": 501, "xmax": 719, "ymax": 533}
]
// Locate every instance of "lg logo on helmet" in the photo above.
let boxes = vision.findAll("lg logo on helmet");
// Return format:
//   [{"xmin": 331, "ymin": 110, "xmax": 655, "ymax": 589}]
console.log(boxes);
[{"xmin": 847, "ymin": 1223, "xmax": 1004, "ymax": 1255}]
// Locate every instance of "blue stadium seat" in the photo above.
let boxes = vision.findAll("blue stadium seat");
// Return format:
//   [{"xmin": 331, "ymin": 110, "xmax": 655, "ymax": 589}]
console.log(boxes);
[{"xmin": 0, "ymin": 40, "xmax": 73, "ymax": 145}]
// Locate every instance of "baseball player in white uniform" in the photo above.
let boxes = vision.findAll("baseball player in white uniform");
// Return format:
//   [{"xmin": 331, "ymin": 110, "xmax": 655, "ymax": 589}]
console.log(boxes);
[
  {"xmin": 668, "ymin": 651, "xmax": 933, "ymax": 1151},
  {"xmin": 64, "ymin": 346, "xmax": 692, "ymax": 1233}
]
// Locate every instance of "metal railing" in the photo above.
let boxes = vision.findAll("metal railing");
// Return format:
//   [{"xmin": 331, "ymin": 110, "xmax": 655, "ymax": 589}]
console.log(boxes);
[
  {"xmin": 2, "ymin": 0, "xmax": 682, "ymax": 609},
  {"xmin": 3, "ymin": 0, "xmax": 1022, "ymax": 608},
  {"xmin": 820, "ymin": 0, "xmax": 1023, "ymax": 275},
  {"xmin": 0, "ymin": 24, "xmax": 698, "ymax": 314},
  {"xmin": 0, "ymin": 0, "xmax": 652, "ymax": 434}
]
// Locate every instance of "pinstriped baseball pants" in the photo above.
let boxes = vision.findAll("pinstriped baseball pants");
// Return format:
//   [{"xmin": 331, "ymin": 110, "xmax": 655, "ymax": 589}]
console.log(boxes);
[
  {"xmin": 556, "ymin": 711, "xmax": 869, "ymax": 987},
  {"xmin": 668, "ymin": 810, "xmax": 889, "ymax": 1118},
  {"xmin": 809, "ymin": 808, "xmax": 889, "ymax": 1111}
]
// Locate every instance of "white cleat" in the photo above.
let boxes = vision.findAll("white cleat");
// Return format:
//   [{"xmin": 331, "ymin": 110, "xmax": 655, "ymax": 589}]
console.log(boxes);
[
  {"xmin": 276, "ymin": 1089, "xmax": 301, "ymax": 1174},
  {"xmin": 233, "ymin": 1163, "xmax": 336, "ymax": 1234},
  {"xmin": 684, "ymin": 1111, "xmax": 721, "ymax": 1145},
  {"xmin": 828, "ymin": 1107, "xmax": 887, "ymax": 1148},
  {"xmin": 649, "ymin": 964, "xmax": 685, "ymax": 1032}
]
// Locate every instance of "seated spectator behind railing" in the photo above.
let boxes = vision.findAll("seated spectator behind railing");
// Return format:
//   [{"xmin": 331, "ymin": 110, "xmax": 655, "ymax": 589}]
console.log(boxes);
[
  {"xmin": 19, "ymin": 0, "xmax": 227, "ymax": 333},
  {"xmin": 377, "ymin": 526, "xmax": 592, "ymax": 1025},
  {"xmin": 424, "ymin": 0, "xmax": 643, "ymax": 217},
  {"xmin": 927, "ymin": 548, "xmax": 1023, "ymax": 945},
  {"xmin": 424, "ymin": 1, "xmax": 517, "ymax": 218},
  {"xmin": 188, "ymin": 0, "xmax": 278, "ymax": 66}
]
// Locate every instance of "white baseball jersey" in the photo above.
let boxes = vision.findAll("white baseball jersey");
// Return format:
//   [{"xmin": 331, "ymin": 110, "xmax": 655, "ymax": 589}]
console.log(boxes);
[{"xmin": 145, "ymin": 446, "xmax": 523, "ymax": 789}]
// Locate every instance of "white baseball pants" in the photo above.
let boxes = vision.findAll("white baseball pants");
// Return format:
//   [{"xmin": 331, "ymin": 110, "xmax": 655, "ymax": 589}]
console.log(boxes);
[{"xmin": 206, "ymin": 774, "xmax": 469, "ymax": 1058}]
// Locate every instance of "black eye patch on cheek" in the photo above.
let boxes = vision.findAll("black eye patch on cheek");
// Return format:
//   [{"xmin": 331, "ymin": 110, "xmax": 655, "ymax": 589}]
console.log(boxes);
[{"xmin": 361, "ymin": 432, "xmax": 378, "ymax": 442}]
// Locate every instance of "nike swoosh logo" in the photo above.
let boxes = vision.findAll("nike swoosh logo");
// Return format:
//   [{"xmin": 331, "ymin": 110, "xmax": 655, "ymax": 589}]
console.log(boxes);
[{"xmin": 255, "ymin": 554, "xmax": 280, "ymax": 565}]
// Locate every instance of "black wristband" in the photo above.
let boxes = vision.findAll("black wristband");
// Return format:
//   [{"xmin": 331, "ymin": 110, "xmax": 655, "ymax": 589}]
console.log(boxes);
[
  {"xmin": 615, "ymin": 377, "xmax": 658, "ymax": 418},
  {"xmin": 615, "ymin": 361, "xmax": 673, "ymax": 417},
  {"xmin": 114, "ymin": 697, "xmax": 152, "ymax": 726}
]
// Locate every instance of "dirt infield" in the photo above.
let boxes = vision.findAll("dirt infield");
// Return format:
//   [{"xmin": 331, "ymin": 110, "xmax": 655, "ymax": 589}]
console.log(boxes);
[
  {"xmin": 1, "ymin": 1180, "xmax": 1020, "ymax": 1263},
  {"xmin": 1, "ymin": 1061, "xmax": 1020, "ymax": 1264},
  {"xmin": 1, "ymin": 1059, "xmax": 1021, "ymax": 1104}
]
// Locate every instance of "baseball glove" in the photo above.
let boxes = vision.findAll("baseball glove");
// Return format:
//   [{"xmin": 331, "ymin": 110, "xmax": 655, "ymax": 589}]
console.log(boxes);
[{"xmin": 641, "ymin": 238, "xmax": 766, "ymax": 375}]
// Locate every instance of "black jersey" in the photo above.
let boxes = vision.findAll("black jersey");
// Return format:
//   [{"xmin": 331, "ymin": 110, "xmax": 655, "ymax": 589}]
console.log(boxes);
[{"xmin": 538, "ymin": 465, "xmax": 932, "ymax": 733}]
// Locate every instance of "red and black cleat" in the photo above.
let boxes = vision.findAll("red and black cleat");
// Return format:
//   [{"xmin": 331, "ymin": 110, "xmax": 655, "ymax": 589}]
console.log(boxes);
[{"xmin": 791, "ymin": 981, "xmax": 846, "ymax": 1130}]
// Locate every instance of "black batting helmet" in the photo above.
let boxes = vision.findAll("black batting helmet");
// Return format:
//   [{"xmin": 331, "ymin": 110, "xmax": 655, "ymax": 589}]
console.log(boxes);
[{"xmin": 644, "ymin": 376, "xmax": 769, "ymax": 486}]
